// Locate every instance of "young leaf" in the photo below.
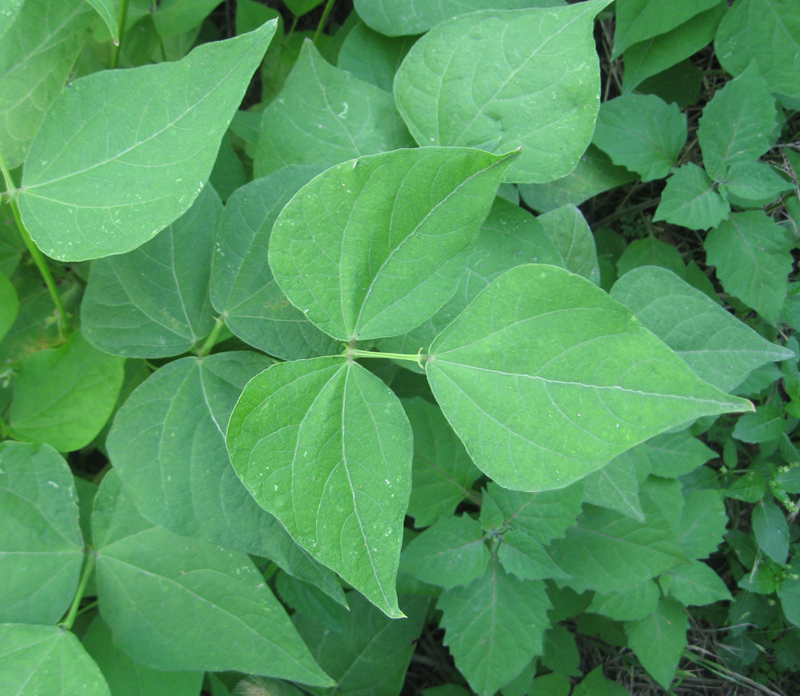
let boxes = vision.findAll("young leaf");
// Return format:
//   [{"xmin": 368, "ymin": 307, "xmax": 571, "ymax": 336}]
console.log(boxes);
[
  {"xmin": 269, "ymin": 147, "xmax": 514, "ymax": 342},
  {"xmin": 624, "ymin": 598, "xmax": 688, "ymax": 689},
  {"xmin": 721, "ymin": 162, "xmax": 793, "ymax": 202},
  {"xmin": 427, "ymin": 264, "xmax": 752, "ymax": 492},
  {"xmin": 401, "ymin": 515, "xmax": 489, "ymax": 589},
  {"xmin": 662, "ymin": 560, "xmax": 733, "ymax": 606},
  {"xmin": 732, "ymin": 404, "xmax": 786, "ymax": 443},
  {"xmin": 81, "ymin": 185, "xmax": 221, "ymax": 358},
  {"xmin": 752, "ymin": 496, "xmax": 790, "ymax": 564},
  {"xmin": 611, "ymin": 266, "xmax": 794, "ymax": 391},
  {"xmin": 210, "ymin": 167, "xmax": 339, "ymax": 360},
  {"xmin": 587, "ymin": 579, "xmax": 660, "ymax": 622},
  {"xmin": 8, "ymin": 331, "xmax": 125, "ymax": 451},
  {"xmin": 497, "ymin": 529, "xmax": 569, "ymax": 581},
  {"xmin": 0, "ymin": 0, "xmax": 94, "ymax": 169},
  {"xmin": 93, "ymin": 471, "xmax": 334, "ymax": 685},
  {"xmin": 401, "ymin": 397, "xmax": 482, "ymax": 528},
  {"xmin": 653, "ymin": 163, "xmax": 729, "ymax": 230},
  {"xmin": 353, "ymin": 0, "xmax": 565, "ymax": 37},
  {"xmin": 106, "ymin": 352, "xmax": 345, "ymax": 603},
  {"xmin": 615, "ymin": 237, "xmax": 686, "ymax": 280},
  {"xmin": 82, "ymin": 616, "xmax": 203, "ymax": 696},
  {"xmin": 697, "ymin": 63, "xmax": 777, "ymax": 182},
  {"xmin": 18, "ymin": 20, "xmax": 277, "ymax": 261},
  {"xmin": 337, "ymin": 22, "xmax": 417, "ymax": 93},
  {"xmin": 704, "ymin": 211, "xmax": 793, "ymax": 325},
  {"xmin": 0, "ymin": 624, "xmax": 110, "ymax": 696},
  {"xmin": 227, "ymin": 357, "xmax": 413, "ymax": 618},
  {"xmin": 294, "ymin": 593, "xmax": 429, "ymax": 696},
  {"xmin": 438, "ymin": 557, "xmax": 551, "ymax": 696},
  {"xmin": 549, "ymin": 503, "xmax": 686, "ymax": 594},
  {"xmin": 593, "ymin": 93, "xmax": 687, "ymax": 181},
  {"xmin": 394, "ymin": 0, "xmax": 613, "ymax": 183},
  {"xmin": 255, "ymin": 40, "xmax": 415, "ymax": 178},
  {"xmin": 714, "ymin": 0, "xmax": 800, "ymax": 100},
  {"xmin": 537, "ymin": 205, "xmax": 600, "ymax": 283},
  {"xmin": 0, "ymin": 442, "xmax": 83, "ymax": 624}
]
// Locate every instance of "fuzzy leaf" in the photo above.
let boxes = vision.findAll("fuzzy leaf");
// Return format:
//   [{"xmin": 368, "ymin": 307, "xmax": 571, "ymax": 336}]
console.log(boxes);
[
  {"xmin": 18, "ymin": 21, "xmax": 277, "ymax": 261},
  {"xmin": 393, "ymin": 1, "xmax": 613, "ymax": 183},
  {"xmin": 427, "ymin": 264, "xmax": 751, "ymax": 491}
]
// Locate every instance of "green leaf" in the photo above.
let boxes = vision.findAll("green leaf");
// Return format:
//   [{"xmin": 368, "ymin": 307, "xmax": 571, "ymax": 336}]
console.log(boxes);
[
  {"xmin": 779, "ymin": 554, "xmax": 800, "ymax": 627},
  {"xmin": 227, "ymin": 357, "xmax": 412, "ymax": 618},
  {"xmin": 653, "ymin": 163, "xmax": 729, "ymax": 230},
  {"xmin": 583, "ymin": 457, "xmax": 644, "ymax": 520},
  {"xmin": 82, "ymin": 616, "xmax": 203, "ymax": 696},
  {"xmin": 587, "ymin": 579, "xmax": 660, "ymax": 622},
  {"xmin": 401, "ymin": 397, "xmax": 482, "ymax": 528},
  {"xmin": 550, "ymin": 503, "xmax": 686, "ymax": 594},
  {"xmin": 8, "ymin": 331, "xmax": 125, "ymax": 451},
  {"xmin": 612, "ymin": 0, "xmax": 722, "ymax": 56},
  {"xmin": 276, "ymin": 572, "xmax": 350, "ymax": 635},
  {"xmin": 621, "ymin": 5, "xmax": 726, "ymax": 92},
  {"xmin": 210, "ymin": 167, "xmax": 339, "ymax": 360},
  {"xmin": 537, "ymin": 205, "xmax": 600, "ymax": 283},
  {"xmin": 678, "ymin": 490, "xmax": 727, "ymax": 559},
  {"xmin": 624, "ymin": 430, "xmax": 715, "ymax": 479},
  {"xmin": 85, "ymin": 0, "xmax": 121, "ymax": 43},
  {"xmin": 697, "ymin": 63, "xmax": 777, "ymax": 182},
  {"xmin": 541, "ymin": 625, "xmax": 580, "ymax": 677},
  {"xmin": 572, "ymin": 666, "xmax": 628, "ymax": 696},
  {"xmin": 0, "ymin": 442, "xmax": 83, "ymax": 624},
  {"xmin": 721, "ymin": 162, "xmax": 793, "ymax": 202},
  {"xmin": 284, "ymin": 0, "xmax": 325, "ymax": 16},
  {"xmin": 714, "ymin": 0, "xmax": 800, "ymax": 100},
  {"xmin": 517, "ymin": 145, "xmax": 635, "ymax": 212},
  {"xmin": 401, "ymin": 515, "xmax": 489, "ymax": 589},
  {"xmin": 153, "ymin": 0, "xmax": 222, "ymax": 37},
  {"xmin": 0, "ymin": 0, "xmax": 94, "ymax": 169},
  {"xmin": 733, "ymin": 404, "xmax": 786, "ymax": 443},
  {"xmin": 704, "ymin": 211, "xmax": 793, "ymax": 324},
  {"xmin": 354, "ymin": 0, "xmax": 566, "ymax": 36},
  {"xmin": 752, "ymin": 496, "xmax": 790, "ymax": 564},
  {"xmin": 611, "ymin": 266, "xmax": 794, "ymax": 391},
  {"xmin": 269, "ymin": 147, "xmax": 514, "ymax": 342},
  {"xmin": 497, "ymin": 530, "xmax": 569, "ymax": 581},
  {"xmin": 438, "ymin": 557, "xmax": 551, "ymax": 696},
  {"xmin": 81, "ymin": 185, "xmax": 221, "ymax": 358},
  {"xmin": 0, "ymin": 0, "xmax": 23, "ymax": 39},
  {"xmin": 394, "ymin": 1, "xmax": 612, "ymax": 183},
  {"xmin": 106, "ymin": 352, "xmax": 345, "ymax": 602},
  {"xmin": 593, "ymin": 93, "xmax": 687, "ymax": 181},
  {"xmin": 625, "ymin": 597, "xmax": 688, "ymax": 689},
  {"xmin": 0, "ymin": 624, "xmax": 110, "ymax": 696},
  {"xmin": 337, "ymin": 22, "xmax": 416, "ymax": 93},
  {"xmin": 427, "ymin": 264, "xmax": 751, "ymax": 492},
  {"xmin": 294, "ymin": 593, "xmax": 429, "ymax": 696},
  {"xmin": 0, "ymin": 271, "xmax": 18, "ymax": 342},
  {"xmin": 93, "ymin": 471, "xmax": 333, "ymax": 685},
  {"xmin": 615, "ymin": 237, "xmax": 686, "ymax": 279},
  {"xmin": 236, "ymin": 0, "xmax": 281, "ymax": 36},
  {"xmin": 662, "ymin": 560, "xmax": 733, "ymax": 606},
  {"xmin": 18, "ymin": 21, "xmax": 277, "ymax": 262},
  {"xmin": 255, "ymin": 40, "xmax": 414, "ymax": 178}
]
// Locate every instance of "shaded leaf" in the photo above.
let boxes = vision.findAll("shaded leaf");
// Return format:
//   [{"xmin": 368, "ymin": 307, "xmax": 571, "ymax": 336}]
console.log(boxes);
[
  {"xmin": 153, "ymin": 0, "xmax": 222, "ymax": 37},
  {"xmin": 18, "ymin": 21, "xmax": 277, "ymax": 261},
  {"xmin": 733, "ymin": 404, "xmax": 786, "ymax": 443},
  {"xmin": 678, "ymin": 490, "xmax": 727, "ymax": 560},
  {"xmin": 663, "ymin": 560, "xmax": 733, "ymax": 606},
  {"xmin": 615, "ymin": 237, "xmax": 686, "ymax": 279},
  {"xmin": 0, "ymin": 442, "xmax": 83, "ymax": 624},
  {"xmin": 536, "ymin": 205, "xmax": 600, "ymax": 283},
  {"xmin": 752, "ymin": 496, "xmax": 790, "ymax": 564},
  {"xmin": 337, "ymin": 22, "xmax": 417, "ymax": 92},
  {"xmin": 625, "ymin": 598, "xmax": 688, "ymax": 689},
  {"xmin": 394, "ymin": 1, "xmax": 612, "ymax": 183},
  {"xmin": 583, "ymin": 456, "xmax": 644, "ymax": 520},
  {"xmin": 653, "ymin": 163, "xmax": 729, "ymax": 230}
]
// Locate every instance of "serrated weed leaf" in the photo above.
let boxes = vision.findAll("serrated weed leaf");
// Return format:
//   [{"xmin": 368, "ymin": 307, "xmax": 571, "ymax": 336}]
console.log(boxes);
[
  {"xmin": 269, "ymin": 147, "xmax": 515, "ymax": 341},
  {"xmin": 394, "ymin": 1, "xmax": 613, "ymax": 183},
  {"xmin": 18, "ymin": 21, "xmax": 277, "ymax": 261},
  {"xmin": 427, "ymin": 264, "xmax": 751, "ymax": 491},
  {"xmin": 227, "ymin": 357, "xmax": 413, "ymax": 618}
]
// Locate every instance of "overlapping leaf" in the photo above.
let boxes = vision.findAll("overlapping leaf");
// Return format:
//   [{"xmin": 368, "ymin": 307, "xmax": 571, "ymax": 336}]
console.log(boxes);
[
  {"xmin": 653, "ymin": 164, "xmax": 729, "ymax": 230},
  {"xmin": 426, "ymin": 264, "xmax": 751, "ymax": 492},
  {"xmin": 18, "ymin": 21, "xmax": 277, "ymax": 261},
  {"xmin": 394, "ymin": 0, "xmax": 613, "ymax": 183},
  {"xmin": 337, "ymin": 22, "xmax": 417, "ymax": 93},
  {"xmin": 227, "ymin": 357, "xmax": 413, "ymax": 618},
  {"xmin": 625, "ymin": 598, "xmax": 688, "ymax": 689},
  {"xmin": 269, "ymin": 147, "xmax": 514, "ymax": 341}
]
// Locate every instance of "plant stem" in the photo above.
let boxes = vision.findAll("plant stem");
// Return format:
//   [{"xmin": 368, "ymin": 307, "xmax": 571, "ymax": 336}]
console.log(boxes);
[
  {"xmin": 0, "ymin": 150, "xmax": 71, "ymax": 339},
  {"xmin": 60, "ymin": 551, "xmax": 96, "ymax": 631},
  {"xmin": 198, "ymin": 315, "xmax": 226, "ymax": 357},
  {"xmin": 345, "ymin": 347, "xmax": 425, "ymax": 367},
  {"xmin": 0, "ymin": 413, "xmax": 11, "ymax": 439},
  {"xmin": 110, "ymin": 0, "xmax": 130, "ymax": 69},
  {"xmin": 313, "ymin": 0, "xmax": 336, "ymax": 46}
]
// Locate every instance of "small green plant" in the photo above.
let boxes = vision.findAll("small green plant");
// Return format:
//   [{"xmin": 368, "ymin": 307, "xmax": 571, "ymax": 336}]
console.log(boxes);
[{"xmin": 1, "ymin": 0, "xmax": 799, "ymax": 694}]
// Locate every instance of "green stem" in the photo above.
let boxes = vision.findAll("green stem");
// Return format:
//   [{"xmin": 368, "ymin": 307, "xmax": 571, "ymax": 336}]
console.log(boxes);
[
  {"xmin": 60, "ymin": 552, "xmax": 96, "ymax": 631},
  {"xmin": 198, "ymin": 315, "xmax": 225, "ymax": 357},
  {"xmin": 0, "ymin": 151, "xmax": 70, "ymax": 339},
  {"xmin": 312, "ymin": 0, "xmax": 336, "ymax": 46},
  {"xmin": 110, "ymin": 0, "xmax": 130, "ymax": 69},
  {"xmin": 0, "ymin": 413, "xmax": 11, "ymax": 439},
  {"xmin": 345, "ymin": 347, "xmax": 425, "ymax": 367}
]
